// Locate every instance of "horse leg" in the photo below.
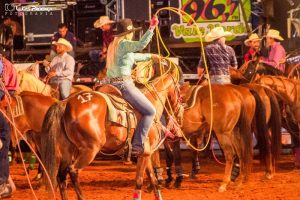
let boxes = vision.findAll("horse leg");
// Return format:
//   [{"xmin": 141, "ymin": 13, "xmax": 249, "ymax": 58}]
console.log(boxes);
[
  {"xmin": 163, "ymin": 139, "xmax": 174, "ymax": 188},
  {"xmin": 152, "ymin": 150, "xmax": 164, "ymax": 186},
  {"xmin": 34, "ymin": 151, "xmax": 43, "ymax": 181},
  {"xmin": 68, "ymin": 165, "xmax": 84, "ymax": 200},
  {"xmin": 146, "ymin": 149, "xmax": 162, "ymax": 193},
  {"xmin": 190, "ymin": 136, "xmax": 200, "ymax": 179},
  {"xmin": 57, "ymin": 164, "xmax": 69, "ymax": 200},
  {"xmin": 146, "ymin": 156, "xmax": 163, "ymax": 200},
  {"xmin": 71, "ymin": 145, "xmax": 100, "ymax": 200},
  {"xmin": 173, "ymin": 139, "xmax": 183, "ymax": 189},
  {"xmin": 216, "ymin": 132, "xmax": 235, "ymax": 192},
  {"xmin": 134, "ymin": 156, "xmax": 148, "ymax": 200}
]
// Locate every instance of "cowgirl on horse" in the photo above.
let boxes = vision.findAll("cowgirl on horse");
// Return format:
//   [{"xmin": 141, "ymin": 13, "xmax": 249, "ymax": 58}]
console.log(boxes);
[{"xmin": 105, "ymin": 16, "xmax": 159, "ymax": 157}]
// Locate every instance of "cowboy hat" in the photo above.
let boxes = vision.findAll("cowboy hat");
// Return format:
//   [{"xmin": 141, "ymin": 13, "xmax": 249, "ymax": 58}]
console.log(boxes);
[
  {"xmin": 244, "ymin": 33, "xmax": 262, "ymax": 46},
  {"xmin": 113, "ymin": 18, "xmax": 142, "ymax": 37},
  {"xmin": 265, "ymin": 29, "xmax": 284, "ymax": 41},
  {"xmin": 205, "ymin": 27, "xmax": 232, "ymax": 42},
  {"xmin": 94, "ymin": 16, "xmax": 115, "ymax": 28},
  {"xmin": 52, "ymin": 38, "xmax": 73, "ymax": 52}
]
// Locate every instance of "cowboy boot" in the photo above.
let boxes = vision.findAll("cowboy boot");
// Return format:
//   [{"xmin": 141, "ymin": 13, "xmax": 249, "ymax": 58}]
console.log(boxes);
[{"xmin": 294, "ymin": 147, "xmax": 300, "ymax": 169}]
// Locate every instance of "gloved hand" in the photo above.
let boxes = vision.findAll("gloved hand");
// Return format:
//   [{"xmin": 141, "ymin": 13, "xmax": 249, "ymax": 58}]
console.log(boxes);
[{"xmin": 149, "ymin": 16, "xmax": 159, "ymax": 30}]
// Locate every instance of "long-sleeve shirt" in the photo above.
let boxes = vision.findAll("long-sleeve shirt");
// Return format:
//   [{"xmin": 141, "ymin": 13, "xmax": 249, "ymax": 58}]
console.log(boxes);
[
  {"xmin": 107, "ymin": 29, "xmax": 154, "ymax": 78},
  {"xmin": 244, "ymin": 48, "xmax": 259, "ymax": 63},
  {"xmin": 46, "ymin": 52, "xmax": 75, "ymax": 81},
  {"xmin": 261, "ymin": 42, "xmax": 286, "ymax": 72},
  {"xmin": 198, "ymin": 41, "xmax": 238, "ymax": 76}
]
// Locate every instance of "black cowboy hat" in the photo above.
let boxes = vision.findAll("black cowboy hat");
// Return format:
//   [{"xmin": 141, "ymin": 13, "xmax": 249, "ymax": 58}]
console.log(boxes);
[{"xmin": 113, "ymin": 18, "xmax": 142, "ymax": 37}]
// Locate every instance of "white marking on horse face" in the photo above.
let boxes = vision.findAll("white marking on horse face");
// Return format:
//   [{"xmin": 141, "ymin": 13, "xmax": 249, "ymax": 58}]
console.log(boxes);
[{"xmin": 77, "ymin": 93, "xmax": 93, "ymax": 104}]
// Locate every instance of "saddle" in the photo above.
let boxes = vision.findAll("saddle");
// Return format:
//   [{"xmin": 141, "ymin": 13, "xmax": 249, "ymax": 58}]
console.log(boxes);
[{"xmin": 96, "ymin": 84, "xmax": 137, "ymax": 129}]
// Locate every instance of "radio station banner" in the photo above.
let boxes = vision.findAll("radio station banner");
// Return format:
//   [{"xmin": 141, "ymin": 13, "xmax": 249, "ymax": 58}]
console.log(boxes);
[{"xmin": 170, "ymin": 0, "xmax": 251, "ymax": 42}]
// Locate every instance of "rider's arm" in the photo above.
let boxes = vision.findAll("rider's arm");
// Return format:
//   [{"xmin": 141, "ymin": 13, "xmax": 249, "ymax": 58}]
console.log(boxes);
[
  {"xmin": 119, "ymin": 29, "xmax": 154, "ymax": 54},
  {"xmin": 229, "ymin": 47, "xmax": 238, "ymax": 69},
  {"xmin": 132, "ymin": 53, "xmax": 152, "ymax": 62}
]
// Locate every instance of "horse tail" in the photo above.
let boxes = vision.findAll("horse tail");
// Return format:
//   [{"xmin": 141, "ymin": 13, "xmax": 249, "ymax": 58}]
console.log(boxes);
[
  {"xmin": 41, "ymin": 102, "xmax": 66, "ymax": 192},
  {"xmin": 250, "ymin": 90, "xmax": 270, "ymax": 163},
  {"xmin": 264, "ymin": 88, "xmax": 282, "ymax": 162},
  {"xmin": 237, "ymin": 98, "xmax": 253, "ymax": 176}
]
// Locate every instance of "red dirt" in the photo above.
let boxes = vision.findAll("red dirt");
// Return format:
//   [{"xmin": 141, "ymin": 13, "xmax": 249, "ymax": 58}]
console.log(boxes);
[{"xmin": 8, "ymin": 152, "xmax": 300, "ymax": 200}]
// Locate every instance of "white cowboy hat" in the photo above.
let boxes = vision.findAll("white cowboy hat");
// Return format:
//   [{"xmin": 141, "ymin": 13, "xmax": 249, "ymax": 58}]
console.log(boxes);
[
  {"xmin": 205, "ymin": 27, "xmax": 232, "ymax": 42},
  {"xmin": 244, "ymin": 33, "xmax": 262, "ymax": 46},
  {"xmin": 94, "ymin": 16, "xmax": 115, "ymax": 28},
  {"xmin": 52, "ymin": 38, "xmax": 73, "ymax": 52},
  {"xmin": 265, "ymin": 29, "xmax": 284, "ymax": 41}
]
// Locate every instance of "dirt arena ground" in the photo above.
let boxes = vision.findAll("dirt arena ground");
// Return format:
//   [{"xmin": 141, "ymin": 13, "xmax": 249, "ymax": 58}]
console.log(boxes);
[{"xmin": 8, "ymin": 151, "xmax": 300, "ymax": 200}]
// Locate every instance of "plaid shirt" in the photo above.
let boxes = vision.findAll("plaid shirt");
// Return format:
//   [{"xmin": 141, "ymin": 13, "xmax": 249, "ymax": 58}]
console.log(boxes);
[{"xmin": 198, "ymin": 42, "xmax": 238, "ymax": 76}]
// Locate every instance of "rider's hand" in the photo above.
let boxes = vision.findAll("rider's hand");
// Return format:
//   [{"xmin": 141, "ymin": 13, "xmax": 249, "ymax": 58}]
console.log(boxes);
[
  {"xmin": 149, "ymin": 16, "xmax": 159, "ymax": 30},
  {"xmin": 42, "ymin": 59, "xmax": 50, "ymax": 67},
  {"xmin": 48, "ymin": 71, "xmax": 56, "ymax": 77}
]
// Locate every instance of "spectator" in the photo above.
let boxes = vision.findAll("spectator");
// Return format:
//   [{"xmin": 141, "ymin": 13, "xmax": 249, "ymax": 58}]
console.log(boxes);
[{"xmin": 50, "ymin": 23, "xmax": 77, "ymax": 59}]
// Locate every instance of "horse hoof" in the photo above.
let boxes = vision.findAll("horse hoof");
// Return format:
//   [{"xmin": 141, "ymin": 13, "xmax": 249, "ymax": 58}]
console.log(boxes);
[
  {"xmin": 34, "ymin": 173, "xmax": 43, "ymax": 181},
  {"xmin": 174, "ymin": 177, "xmax": 183, "ymax": 189},
  {"xmin": 263, "ymin": 173, "xmax": 273, "ymax": 180},
  {"xmin": 145, "ymin": 184, "xmax": 153, "ymax": 193},
  {"xmin": 165, "ymin": 177, "xmax": 173, "ymax": 189},
  {"xmin": 218, "ymin": 185, "xmax": 227, "ymax": 192}
]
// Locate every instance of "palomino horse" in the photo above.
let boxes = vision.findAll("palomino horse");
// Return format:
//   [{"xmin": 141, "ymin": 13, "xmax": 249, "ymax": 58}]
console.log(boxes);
[
  {"xmin": 40, "ymin": 67, "xmax": 183, "ymax": 200},
  {"xmin": 181, "ymin": 84, "xmax": 272, "ymax": 192},
  {"xmin": 16, "ymin": 71, "xmax": 92, "ymax": 98}
]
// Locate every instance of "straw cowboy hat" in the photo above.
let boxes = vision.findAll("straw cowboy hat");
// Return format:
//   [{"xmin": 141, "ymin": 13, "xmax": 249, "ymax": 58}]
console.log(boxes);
[
  {"xmin": 113, "ymin": 18, "xmax": 142, "ymax": 37},
  {"xmin": 205, "ymin": 27, "xmax": 232, "ymax": 42},
  {"xmin": 52, "ymin": 38, "xmax": 73, "ymax": 52},
  {"xmin": 265, "ymin": 29, "xmax": 284, "ymax": 41},
  {"xmin": 244, "ymin": 33, "xmax": 262, "ymax": 46},
  {"xmin": 94, "ymin": 16, "xmax": 114, "ymax": 28}
]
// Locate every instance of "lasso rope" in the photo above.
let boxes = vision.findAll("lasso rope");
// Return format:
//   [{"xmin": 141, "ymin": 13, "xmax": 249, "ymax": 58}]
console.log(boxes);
[
  {"xmin": 152, "ymin": 7, "xmax": 214, "ymax": 152},
  {"xmin": 0, "ymin": 80, "xmax": 56, "ymax": 199}
]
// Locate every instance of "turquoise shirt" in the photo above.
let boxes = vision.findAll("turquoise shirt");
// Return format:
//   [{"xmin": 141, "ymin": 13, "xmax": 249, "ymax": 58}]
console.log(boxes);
[{"xmin": 107, "ymin": 29, "xmax": 154, "ymax": 78}]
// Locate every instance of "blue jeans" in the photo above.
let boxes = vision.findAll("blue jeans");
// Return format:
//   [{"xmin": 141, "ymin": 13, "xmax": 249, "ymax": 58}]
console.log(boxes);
[
  {"xmin": 89, "ymin": 50, "xmax": 101, "ymax": 63},
  {"xmin": 50, "ymin": 79, "xmax": 72, "ymax": 100},
  {"xmin": 113, "ymin": 79, "xmax": 156, "ymax": 150},
  {"xmin": 0, "ymin": 108, "xmax": 11, "ymax": 185}
]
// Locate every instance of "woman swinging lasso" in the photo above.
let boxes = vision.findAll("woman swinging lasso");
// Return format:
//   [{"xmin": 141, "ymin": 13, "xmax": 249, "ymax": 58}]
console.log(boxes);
[{"xmin": 105, "ymin": 16, "xmax": 159, "ymax": 157}]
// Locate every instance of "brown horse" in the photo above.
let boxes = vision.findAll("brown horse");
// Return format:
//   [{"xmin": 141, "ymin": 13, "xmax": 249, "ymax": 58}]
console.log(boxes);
[
  {"xmin": 40, "ymin": 67, "xmax": 183, "ymax": 200},
  {"xmin": 254, "ymin": 75, "xmax": 300, "ymax": 122},
  {"xmin": 181, "ymin": 84, "xmax": 270, "ymax": 192}
]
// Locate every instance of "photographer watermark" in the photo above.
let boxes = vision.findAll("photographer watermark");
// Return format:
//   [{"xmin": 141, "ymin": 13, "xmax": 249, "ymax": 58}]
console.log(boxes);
[{"xmin": 4, "ymin": 3, "xmax": 55, "ymax": 16}]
